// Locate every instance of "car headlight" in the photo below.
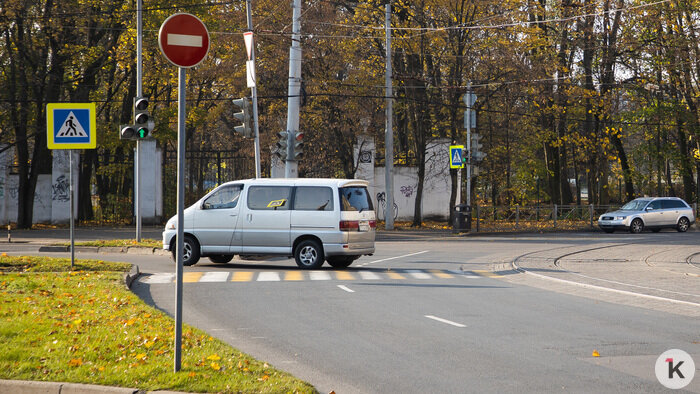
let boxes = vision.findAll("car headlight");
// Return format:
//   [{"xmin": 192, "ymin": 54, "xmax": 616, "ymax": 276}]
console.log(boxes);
[{"xmin": 615, "ymin": 216, "xmax": 626, "ymax": 220}]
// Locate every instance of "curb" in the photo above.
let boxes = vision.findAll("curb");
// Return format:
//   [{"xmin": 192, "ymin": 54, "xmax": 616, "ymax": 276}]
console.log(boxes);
[
  {"xmin": 0, "ymin": 379, "xmax": 143, "ymax": 394},
  {"xmin": 37, "ymin": 245, "xmax": 170, "ymax": 256},
  {"xmin": 124, "ymin": 264, "xmax": 140, "ymax": 289}
]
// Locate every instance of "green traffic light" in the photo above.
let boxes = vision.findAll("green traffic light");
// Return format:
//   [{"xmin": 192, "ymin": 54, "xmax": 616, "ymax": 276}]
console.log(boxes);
[{"xmin": 138, "ymin": 127, "xmax": 147, "ymax": 138}]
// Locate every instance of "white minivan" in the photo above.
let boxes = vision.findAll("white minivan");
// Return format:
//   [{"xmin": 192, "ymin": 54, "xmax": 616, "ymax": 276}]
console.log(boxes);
[{"xmin": 162, "ymin": 178, "xmax": 376, "ymax": 269}]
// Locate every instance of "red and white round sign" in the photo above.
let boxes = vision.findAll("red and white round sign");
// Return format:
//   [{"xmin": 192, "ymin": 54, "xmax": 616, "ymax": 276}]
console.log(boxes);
[{"xmin": 158, "ymin": 13, "xmax": 210, "ymax": 68}]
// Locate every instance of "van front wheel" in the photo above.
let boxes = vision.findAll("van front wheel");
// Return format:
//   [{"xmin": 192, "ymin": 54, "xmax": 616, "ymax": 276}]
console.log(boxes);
[
  {"xmin": 294, "ymin": 239, "xmax": 324, "ymax": 269},
  {"xmin": 171, "ymin": 235, "xmax": 200, "ymax": 266}
]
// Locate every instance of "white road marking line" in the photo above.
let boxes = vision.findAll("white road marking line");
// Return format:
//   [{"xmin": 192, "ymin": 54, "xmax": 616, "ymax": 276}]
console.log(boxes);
[
  {"xmin": 309, "ymin": 271, "xmax": 331, "ymax": 280},
  {"xmin": 337, "ymin": 285, "xmax": 355, "ymax": 293},
  {"xmin": 406, "ymin": 270, "xmax": 431, "ymax": 279},
  {"xmin": 425, "ymin": 315, "xmax": 466, "ymax": 328},
  {"xmin": 167, "ymin": 33, "xmax": 203, "ymax": 47},
  {"xmin": 358, "ymin": 271, "xmax": 381, "ymax": 280},
  {"xmin": 357, "ymin": 250, "xmax": 430, "ymax": 267},
  {"xmin": 257, "ymin": 272, "xmax": 281, "ymax": 281},
  {"xmin": 143, "ymin": 273, "xmax": 174, "ymax": 283},
  {"xmin": 199, "ymin": 272, "xmax": 229, "ymax": 282},
  {"xmin": 516, "ymin": 265, "xmax": 700, "ymax": 308}
]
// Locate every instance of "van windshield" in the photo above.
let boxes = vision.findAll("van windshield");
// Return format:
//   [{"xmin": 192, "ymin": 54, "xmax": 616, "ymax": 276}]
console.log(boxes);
[{"xmin": 340, "ymin": 186, "xmax": 373, "ymax": 212}]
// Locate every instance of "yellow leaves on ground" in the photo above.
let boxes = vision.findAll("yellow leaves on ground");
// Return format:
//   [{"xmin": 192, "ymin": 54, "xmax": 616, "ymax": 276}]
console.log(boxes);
[
  {"xmin": 206, "ymin": 354, "xmax": 221, "ymax": 361},
  {"xmin": 592, "ymin": 350, "xmax": 600, "ymax": 357},
  {"xmin": 210, "ymin": 362, "xmax": 221, "ymax": 371},
  {"xmin": 68, "ymin": 358, "xmax": 83, "ymax": 367}
]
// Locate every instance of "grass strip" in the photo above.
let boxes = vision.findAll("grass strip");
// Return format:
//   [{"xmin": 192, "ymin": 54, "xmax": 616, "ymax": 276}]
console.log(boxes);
[
  {"xmin": 53, "ymin": 239, "xmax": 162, "ymax": 249},
  {"xmin": 0, "ymin": 256, "xmax": 315, "ymax": 393}
]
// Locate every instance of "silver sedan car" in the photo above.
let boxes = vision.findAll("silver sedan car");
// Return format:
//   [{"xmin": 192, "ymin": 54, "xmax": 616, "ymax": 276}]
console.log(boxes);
[{"xmin": 598, "ymin": 197, "xmax": 695, "ymax": 233}]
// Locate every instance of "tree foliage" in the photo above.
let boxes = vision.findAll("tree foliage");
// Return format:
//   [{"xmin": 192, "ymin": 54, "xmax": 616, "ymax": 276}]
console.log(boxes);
[{"xmin": 1, "ymin": 0, "xmax": 700, "ymax": 227}]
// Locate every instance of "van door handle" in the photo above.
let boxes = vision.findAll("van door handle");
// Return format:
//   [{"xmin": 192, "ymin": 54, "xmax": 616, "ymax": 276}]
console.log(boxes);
[
  {"xmin": 230, "ymin": 213, "xmax": 238, "ymax": 217},
  {"xmin": 247, "ymin": 214, "xmax": 252, "ymax": 222}
]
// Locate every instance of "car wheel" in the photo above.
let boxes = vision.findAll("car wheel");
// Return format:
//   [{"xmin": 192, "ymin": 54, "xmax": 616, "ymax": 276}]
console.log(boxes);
[
  {"xmin": 209, "ymin": 255, "xmax": 233, "ymax": 264},
  {"xmin": 677, "ymin": 217, "xmax": 690, "ymax": 232},
  {"xmin": 327, "ymin": 256, "xmax": 356, "ymax": 269},
  {"xmin": 603, "ymin": 229, "xmax": 614, "ymax": 234},
  {"xmin": 171, "ymin": 235, "xmax": 200, "ymax": 266},
  {"xmin": 294, "ymin": 239, "xmax": 324, "ymax": 269},
  {"xmin": 629, "ymin": 218, "xmax": 644, "ymax": 234}
]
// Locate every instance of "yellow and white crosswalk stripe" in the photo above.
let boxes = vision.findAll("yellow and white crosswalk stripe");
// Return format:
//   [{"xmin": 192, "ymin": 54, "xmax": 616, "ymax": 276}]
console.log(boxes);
[
  {"xmin": 231, "ymin": 271, "xmax": 253, "ymax": 282},
  {"xmin": 140, "ymin": 269, "xmax": 487, "ymax": 284}
]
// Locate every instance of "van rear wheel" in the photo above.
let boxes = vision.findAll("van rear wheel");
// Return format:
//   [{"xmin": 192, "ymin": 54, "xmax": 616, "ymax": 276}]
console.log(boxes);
[
  {"xmin": 327, "ymin": 256, "xmax": 356, "ymax": 269},
  {"xmin": 209, "ymin": 255, "xmax": 233, "ymax": 264},
  {"xmin": 294, "ymin": 239, "xmax": 324, "ymax": 269}
]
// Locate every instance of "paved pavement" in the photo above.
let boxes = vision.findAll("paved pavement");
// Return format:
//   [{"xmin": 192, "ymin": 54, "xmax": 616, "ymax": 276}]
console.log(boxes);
[{"xmin": 1, "ymin": 226, "xmax": 699, "ymax": 392}]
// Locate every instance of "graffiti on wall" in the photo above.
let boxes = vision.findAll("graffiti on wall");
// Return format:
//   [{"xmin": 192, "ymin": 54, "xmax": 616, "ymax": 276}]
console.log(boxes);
[
  {"xmin": 52, "ymin": 175, "xmax": 70, "ymax": 201},
  {"xmin": 400, "ymin": 185, "xmax": 414, "ymax": 198}
]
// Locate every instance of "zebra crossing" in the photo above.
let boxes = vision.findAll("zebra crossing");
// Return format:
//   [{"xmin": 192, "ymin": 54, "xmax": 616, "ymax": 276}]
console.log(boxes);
[{"xmin": 139, "ymin": 269, "xmax": 500, "ymax": 284}]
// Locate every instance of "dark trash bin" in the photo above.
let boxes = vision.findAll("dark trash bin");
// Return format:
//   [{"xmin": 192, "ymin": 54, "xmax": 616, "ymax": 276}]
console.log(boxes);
[{"xmin": 453, "ymin": 204, "xmax": 471, "ymax": 233}]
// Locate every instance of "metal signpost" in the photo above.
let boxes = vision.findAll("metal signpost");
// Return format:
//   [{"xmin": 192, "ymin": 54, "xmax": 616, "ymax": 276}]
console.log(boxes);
[
  {"xmin": 46, "ymin": 102, "xmax": 97, "ymax": 269},
  {"xmin": 158, "ymin": 13, "xmax": 210, "ymax": 372}
]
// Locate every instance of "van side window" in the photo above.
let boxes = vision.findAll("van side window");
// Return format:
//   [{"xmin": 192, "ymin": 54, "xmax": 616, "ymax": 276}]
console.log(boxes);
[
  {"xmin": 339, "ymin": 186, "xmax": 373, "ymax": 212},
  {"xmin": 294, "ymin": 187, "xmax": 333, "ymax": 211},
  {"xmin": 202, "ymin": 185, "xmax": 242, "ymax": 209},
  {"xmin": 247, "ymin": 186, "xmax": 291, "ymax": 210}
]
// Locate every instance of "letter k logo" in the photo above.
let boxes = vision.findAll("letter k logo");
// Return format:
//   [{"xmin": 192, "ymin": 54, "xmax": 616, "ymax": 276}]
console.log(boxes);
[
  {"xmin": 656, "ymin": 350, "xmax": 695, "ymax": 389},
  {"xmin": 666, "ymin": 358, "xmax": 685, "ymax": 379}
]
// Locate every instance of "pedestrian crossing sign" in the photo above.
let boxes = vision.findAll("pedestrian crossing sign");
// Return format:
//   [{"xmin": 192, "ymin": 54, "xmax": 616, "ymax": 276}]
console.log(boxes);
[
  {"xmin": 47, "ymin": 103, "xmax": 96, "ymax": 149},
  {"xmin": 449, "ymin": 145, "xmax": 465, "ymax": 169}
]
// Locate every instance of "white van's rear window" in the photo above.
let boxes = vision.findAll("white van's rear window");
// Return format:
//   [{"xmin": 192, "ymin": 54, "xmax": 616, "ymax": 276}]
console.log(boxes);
[{"xmin": 339, "ymin": 187, "xmax": 373, "ymax": 212}]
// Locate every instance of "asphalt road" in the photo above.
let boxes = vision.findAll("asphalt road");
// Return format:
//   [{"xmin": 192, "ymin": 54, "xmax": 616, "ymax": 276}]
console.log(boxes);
[{"xmin": 4, "ymin": 231, "xmax": 699, "ymax": 393}]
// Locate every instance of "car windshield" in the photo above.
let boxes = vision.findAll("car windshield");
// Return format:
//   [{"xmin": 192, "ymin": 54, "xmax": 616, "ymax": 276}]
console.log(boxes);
[{"xmin": 620, "ymin": 199, "xmax": 649, "ymax": 211}]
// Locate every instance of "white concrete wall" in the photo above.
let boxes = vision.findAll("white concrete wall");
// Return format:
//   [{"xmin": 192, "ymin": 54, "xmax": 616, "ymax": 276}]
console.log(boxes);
[
  {"xmin": 134, "ymin": 141, "xmax": 163, "ymax": 224},
  {"xmin": 51, "ymin": 150, "xmax": 79, "ymax": 224},
  {"xmin": 354, "ymin": 137, "xmax": 453, "ymax": 221}
]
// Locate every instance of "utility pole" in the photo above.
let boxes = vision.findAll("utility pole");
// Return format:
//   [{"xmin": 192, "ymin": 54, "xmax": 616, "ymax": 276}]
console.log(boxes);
[
  {"xmin": 245, "ymin": 0, "xmax": 261, "ymax": 178},
  {"xmin": 385, "ymin": 3, "xmax": 394, "ymax": 230},
  {"xmin": 465, "ymin": 82, "xmax": 472, "ymax": 207},
  {"xmin": 285, "ymin": 0, "xmax": 302, "ymax": 178},
  {"xmin": 135, "ymin": 0, "xmax": 143, "ymax": 241}
]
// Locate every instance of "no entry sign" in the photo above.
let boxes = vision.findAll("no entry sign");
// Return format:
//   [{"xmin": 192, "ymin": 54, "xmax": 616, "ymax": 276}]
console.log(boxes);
[{"xmin": 158, "ymin": 13, "xmax": 210, "ymax": 68}]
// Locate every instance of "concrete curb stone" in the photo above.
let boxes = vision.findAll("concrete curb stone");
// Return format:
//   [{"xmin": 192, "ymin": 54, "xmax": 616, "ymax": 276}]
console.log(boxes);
[
  {"xmin": 126, "ymin": 247, "xmax": 156, "ymax": 255},
  {"xmin": 0, "ymin": 380, "xmax": 143, "ymax": 394},
  {"xmin": 99, "ymin": 246, "xmax": 126, "ymax": 254},
  {"xmin": 124, "ymin": 264, "xmax": 140, "ymax": 289}
]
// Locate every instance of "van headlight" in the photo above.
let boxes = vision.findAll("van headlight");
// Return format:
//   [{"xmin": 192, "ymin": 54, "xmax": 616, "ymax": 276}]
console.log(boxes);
[{"xmin": 166, "ymin": 219, "xmax": 176, "ymax": 230}]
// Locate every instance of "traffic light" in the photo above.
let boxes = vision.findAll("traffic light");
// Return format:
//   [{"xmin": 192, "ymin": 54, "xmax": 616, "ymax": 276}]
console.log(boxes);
[
  {"xmin": 120, "ymin": 124, "xmax": 136, "ymax": 140},
  {"xmin": 273, "ymin": 130, "xmax": 289, "ymax": 160},
  {"xmin": 133, "ymin": 97, "xmax": 154, "ymax": 139},
  {"xmin": 232, "ymin": 97, "xmax": 253, "ymax": 138},
  {"xmin": 293, "ymin": 131, "xmax": 304, "ymax": 160},
  {"xmin": 471, "ymin": 133, "xmax": 486, "ymax": 162}
]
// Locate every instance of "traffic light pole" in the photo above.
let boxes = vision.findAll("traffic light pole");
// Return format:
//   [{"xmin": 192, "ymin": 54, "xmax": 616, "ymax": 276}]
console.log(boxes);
[
  {"xmin": 465, "ymin": 83, "xmax": 472, "ymax": 208},
  {"xmin": 246, "ymin": 0, "xmax": 261, "ymax": 179},
  {"xmin": 285, "ymin": 0, "xmax": 302, "ymax": 178},
  {"xmin": 135, "ymin": 0, "xmax": 143, "ymax": 241}
]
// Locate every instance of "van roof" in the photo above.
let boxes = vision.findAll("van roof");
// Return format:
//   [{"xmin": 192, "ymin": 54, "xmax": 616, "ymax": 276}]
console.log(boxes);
[{"xmin": 222, "ymin": 178, "xmax": 369, "ymax": 188}]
